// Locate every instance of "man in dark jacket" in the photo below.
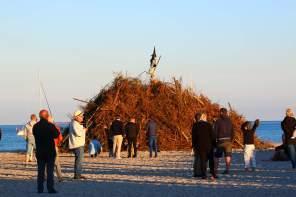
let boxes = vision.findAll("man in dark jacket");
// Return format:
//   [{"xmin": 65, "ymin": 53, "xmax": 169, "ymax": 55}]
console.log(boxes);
[
  {"xmin": 111, "ymin": 116, "xmax": 124, "ymax": 159},
  {"xmin": 281, "ymin": 108, "xmax": 296, "ymax": 169},
  {"xmin": 214, "ymin": 108, "xmax": 234, "ymax": 174},
  {"xmin": 33, "ymin": 110, "xmax": 59, "ymax": 193},
  {"xmin": 125, "ymin": 118, "xmax": 139, "ymax": 158},
  {"xmin": 192, "ymin": 113, "xmax": 216, "ymax": 179},
  {"xmin": 146, "ymin": 118, "xmax": 158, "ymax": 158}
]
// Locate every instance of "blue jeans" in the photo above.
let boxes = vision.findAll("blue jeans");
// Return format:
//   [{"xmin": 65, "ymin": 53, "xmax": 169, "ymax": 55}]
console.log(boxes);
[
  {"xmin": 73, "ymin": 146, "xmax": 84, "ymax": 177},
  {"xmin": 149, "ymin": 136, "xmax": 158, "ymax": 157},
  {"xmin": 287, "ymin": 144, "xmax": 296, "ymax": 168}
]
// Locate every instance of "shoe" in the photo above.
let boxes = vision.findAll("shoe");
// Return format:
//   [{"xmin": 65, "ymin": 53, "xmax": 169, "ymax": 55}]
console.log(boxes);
[
  {"xmin": 245, "ymin": 168, "xmax": 249, "ymax": 172},
  {"xmin": 48, "ymin": 189, "xmax": 58, "ymax": 194},
  {"xmin": 38, "ymin": 190, "xmax": 43, "ymax": 194},
  {"xmin": 211, "ymin": 174, "xmax": 219, "ymax": 179},
  {"xmin": 222, "ymin": 170, "xmax": 229, "ymax": 174},
  {"xmin": 201, "ymin": 176, "xmax": 207, "ymax": 179},
  {"xmin": 79, "ymin": 175, "xmax": 87, "ymax": 179},
  {"xmin": 133, "ymin": 155, "xmax": 137, "ymax": 158},
  {"xmin": 58, "ymin": 178, "xmax": 63, "ymax": 182},
  {"xmin": 251, "ymin": 167, "xmax": 256, "ymax": 172}
]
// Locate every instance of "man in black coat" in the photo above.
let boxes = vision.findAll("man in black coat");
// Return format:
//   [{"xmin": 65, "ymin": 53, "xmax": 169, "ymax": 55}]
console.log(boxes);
[
  {"xmin": 33, "ymin": 110, "xmax": 59, "ymax": 193},
  {"xmin": 192, "ymin": 112, "xmax": 216, "ymax": 179},
  {"xmin": 125, "ymin": 118, "xmax": 139, "ymax": 158},
  {"xmin": 281, "ymin": 108, "xmax": 296, "ymax": 169}
]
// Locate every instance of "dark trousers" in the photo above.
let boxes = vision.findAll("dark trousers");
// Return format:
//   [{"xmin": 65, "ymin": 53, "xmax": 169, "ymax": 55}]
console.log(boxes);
[
  {"xmin": 37, "ymin": 155, "xmax": 55, "ymax": 192},
  {"xmin": 108, "ymin": 139, "xmax": 113, "ymax": 157},
  {"xmin": 287, "ymin": 144, "xmax": 296, "ymax": 168},
  {"xmin": 197, "ymin": 150, "xmax": 215, "ymax": 177},
  {"xmin": 128, "ymin": 137, "xmax": 137, "ymax": 157}
]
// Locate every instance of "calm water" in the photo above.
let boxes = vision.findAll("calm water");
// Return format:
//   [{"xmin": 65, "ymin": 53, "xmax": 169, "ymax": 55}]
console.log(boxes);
[
  {"xmin": 0, "ymin": 121, "xmax": 283, "ymax": 151},
  {"xmin": 0, "ymin": 123, "xmax": 69, "ymax": 152}
]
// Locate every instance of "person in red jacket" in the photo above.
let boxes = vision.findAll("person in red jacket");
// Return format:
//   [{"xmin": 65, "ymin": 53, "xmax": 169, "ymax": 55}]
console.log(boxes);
[{"xmin": 48, "ymin": 116, "xmax": 63, "ymax": 182}]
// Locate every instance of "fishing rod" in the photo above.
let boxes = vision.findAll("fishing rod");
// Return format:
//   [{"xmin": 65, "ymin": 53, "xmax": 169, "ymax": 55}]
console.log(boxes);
[{"xmin": 40, "ymin": 81, "xmax": 53, "ymax": 116}]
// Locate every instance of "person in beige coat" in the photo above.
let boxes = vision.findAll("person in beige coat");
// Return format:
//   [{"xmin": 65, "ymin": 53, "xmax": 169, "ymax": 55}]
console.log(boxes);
[{"xmin": 69, "ymin": 110, "xmax": 87, "ymax": 179}]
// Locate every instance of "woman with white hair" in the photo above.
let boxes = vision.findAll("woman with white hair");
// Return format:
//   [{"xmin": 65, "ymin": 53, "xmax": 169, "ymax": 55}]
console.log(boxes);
[{"xmin": 281, "ymin": 108, "xmax": 296, "ymax": 169}]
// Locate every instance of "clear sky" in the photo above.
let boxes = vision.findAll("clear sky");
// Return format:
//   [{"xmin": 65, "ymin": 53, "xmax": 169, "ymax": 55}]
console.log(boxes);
[{"xmin": 0, "ymin": 0, "xmax": 295, "ymax": 124}]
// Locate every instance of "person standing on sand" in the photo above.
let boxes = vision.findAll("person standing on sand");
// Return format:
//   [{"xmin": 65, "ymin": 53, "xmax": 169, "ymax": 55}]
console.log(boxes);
[
  {"xmin": 24, "ymin": 114, "xmax": 38, "ymax": 165},
  {"xmin": 214, "ymin": 108, "xmax": 234, "ymax": 175},
  {"xmin": 69, "ymin": 110, "xmax": 88, "ymax": 179},
  {"xmin": 125, "ymin": 118, "xmax": 139, "ymax": 158},
  {"xmin": 104, "ymin": 125, "xmax": 114, "ymax": 157},
  {"xmin": 110, "ymin": 116, "xmax": 124, "ymax": 159},
  {"xmin": 192, "ymin": 113, "xmax": 217, "ymax": 179},
  {"xmin": 33, "ymin": 110, "xmax": 59, "ymax": 194},
  {"xmin": 146, "ymin": 117, "xmax": 158, "ymax": 158},
  {"xmin": 281, "ymin": 108, "xmax": 296, "ymax": 169},
  {"xmin": 48, "ymin": 116, "xmax": 63, "ymax": 182},
  {"xmin": 241, "ymin": 119, "xmax": 260, "ymax": 172}
]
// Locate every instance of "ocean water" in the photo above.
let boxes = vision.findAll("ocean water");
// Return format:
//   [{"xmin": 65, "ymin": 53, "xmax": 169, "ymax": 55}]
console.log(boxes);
[
  {"xmin": 0, "ymin": 121, "xmax": 283, "ymax": 151},
  {"xmin": 0, "ymin": 123, "xmax": 69, "ymax": 152}
]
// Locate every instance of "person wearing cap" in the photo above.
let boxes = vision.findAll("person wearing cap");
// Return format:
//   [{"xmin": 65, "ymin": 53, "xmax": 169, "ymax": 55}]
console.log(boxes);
[
  {"xmin": 33, "ymin": 109, "xmax": 59, "ymax": 194},
  {"xmin": 110, "ymin": 116, "xmax": 124, "ymax": 159},
  {"xmin": 69, "ymin": 110, "xmax": 88, "ymax": 179},
  {"xmin": 281, "ymin": 108, "xmax": 296, "ymax": 169}
]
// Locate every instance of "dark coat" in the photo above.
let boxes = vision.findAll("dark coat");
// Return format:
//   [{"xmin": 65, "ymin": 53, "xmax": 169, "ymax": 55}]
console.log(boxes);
[
  {"xmin": 192, "ymin": 121, "xmax": 215, "ymax": 151},
  {"xmin": 125, "ymin": 122, "xmax": 139, "ymax": 139},
  {"xmin": 33, "ymin": 119, "xmax": 59, "ymax": 158},
  {"xmin": 281, "ymin": 116, "xmax": 296, "ymax": 144},
  {"xmin": 110, "ymin": 119, "xmax": 124, "ymax": 136},
  {"xmin": 241, "ymin": 120, "xmax": 259, "ymax": 145},
  {"xmin": 214, "ymin": 117, "xmax": 234, "ymax": 141}
]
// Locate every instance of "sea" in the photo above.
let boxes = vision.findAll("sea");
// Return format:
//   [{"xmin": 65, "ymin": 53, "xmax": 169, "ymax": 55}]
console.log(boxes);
[{"xmin": 0, "ymin": 121, "xmax": 283, "ymax": 152}]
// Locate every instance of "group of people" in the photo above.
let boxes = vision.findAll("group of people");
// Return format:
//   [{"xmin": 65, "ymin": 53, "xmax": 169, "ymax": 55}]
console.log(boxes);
[
  {"xmin": 23, "ymin": 109, "xmax": 159, "ymax": 194},
  {"xmin": 191, "ymin": 107, "xmax": 296, "ymax": 180},
  {"xmin": 106, "ymin": 116, "xmax": 158, "ymax": 159},
  {"xmin": 22, "ymin": 106, "xmax": 296, "ymax": 193}
]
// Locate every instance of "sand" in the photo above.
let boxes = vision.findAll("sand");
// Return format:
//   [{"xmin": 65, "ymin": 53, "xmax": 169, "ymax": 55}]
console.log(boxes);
[{"xmin": 0, "ymin": 150, "xmax": 295, "ymax": 197}]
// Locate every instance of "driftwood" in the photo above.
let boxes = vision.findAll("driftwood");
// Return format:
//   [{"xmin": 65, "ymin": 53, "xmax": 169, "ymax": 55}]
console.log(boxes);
[{"xmin": 80, "ymin": 75, "xmax": 273, "ymax": 151}]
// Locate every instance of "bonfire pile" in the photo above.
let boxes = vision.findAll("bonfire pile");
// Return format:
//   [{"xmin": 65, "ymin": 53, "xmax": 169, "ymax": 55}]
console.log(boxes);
[{"xmin": 83, "ymin": 75, "xmax": 272, "ymax": 150}]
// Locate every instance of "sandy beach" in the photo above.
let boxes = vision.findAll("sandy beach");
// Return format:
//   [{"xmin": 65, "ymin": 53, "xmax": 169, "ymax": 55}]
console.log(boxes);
[{"xmin": 0, "ymin": 150, "xmax": 295, "ymax": 197}]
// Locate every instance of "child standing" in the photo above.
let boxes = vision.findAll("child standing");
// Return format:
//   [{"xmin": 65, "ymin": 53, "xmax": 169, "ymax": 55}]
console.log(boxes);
[{"xmin": 241, "ymin": 119, "xmax": 260, "ymax": 171}]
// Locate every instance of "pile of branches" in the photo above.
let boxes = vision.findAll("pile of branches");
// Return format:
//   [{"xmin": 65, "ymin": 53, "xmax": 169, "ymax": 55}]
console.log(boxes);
[{"xmin": 83, "ymin": 75, "xmax": 272, "ymax": 151}]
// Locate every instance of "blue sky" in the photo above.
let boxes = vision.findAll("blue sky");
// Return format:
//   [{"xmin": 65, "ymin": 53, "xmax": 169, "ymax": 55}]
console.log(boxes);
[{"xmin": 0, "ymin": 1, "xmax": 295, "ymax": 124}]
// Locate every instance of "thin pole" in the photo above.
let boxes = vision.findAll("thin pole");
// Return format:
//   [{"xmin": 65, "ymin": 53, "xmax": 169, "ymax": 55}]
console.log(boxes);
[{"xmin": 40, "ymin": 80, "xmax": 53, "ymax": 116}]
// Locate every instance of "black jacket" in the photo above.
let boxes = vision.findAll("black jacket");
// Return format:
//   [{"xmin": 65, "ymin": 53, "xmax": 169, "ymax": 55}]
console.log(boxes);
[
  {"xmin": 125, "ymin": 122, "xmax": 139, "ymax": 139},
  {"xmin": 281, "ymin": 116, "xmax": 296, "ymax": 144},
  {"xmin": 110, "ymin": 119, "xmax": 124, "ymax": 136},
  {"xmin": 241, "ymin": 120, "xmax": 259, "ymax": 145},
  {"xmin": 192, "ymin": 121, "xmax": 215, "ymax": 151},
  {"xmin": 214, "ymin": 117, "xmax": 234, "ymax": 141},
  {"xmin": 33, "ymin": 119, "xmax": 59, "ymax": 158}
]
